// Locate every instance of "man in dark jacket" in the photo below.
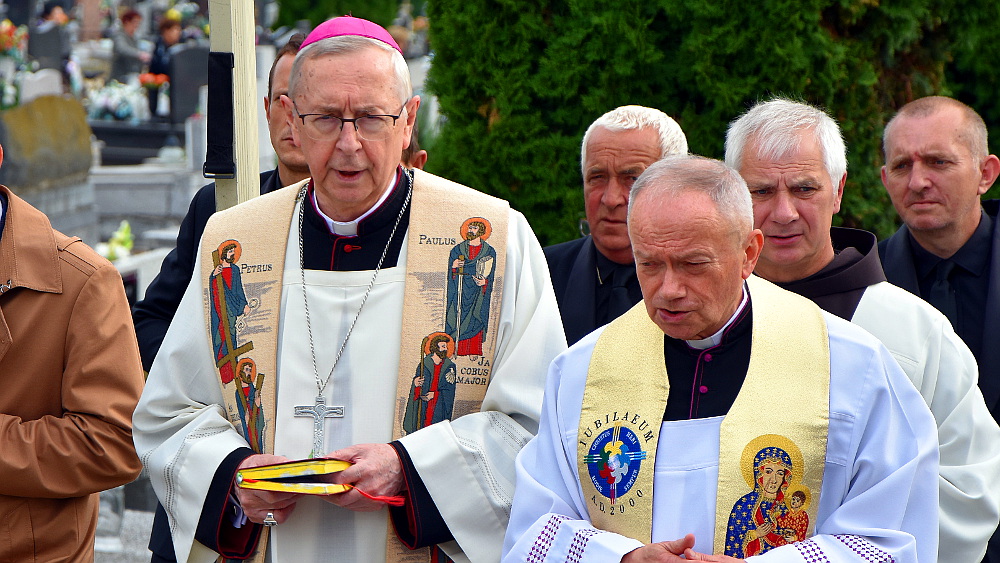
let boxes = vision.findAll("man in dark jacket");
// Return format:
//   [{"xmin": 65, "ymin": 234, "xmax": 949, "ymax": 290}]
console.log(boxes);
[
  {"xmin": 544, "ymin": 106, "xmax": 687, "ymax": 345},
  {"xmin": 132, "ymin": 33, "xmax": 308, "ymax": 563},
  {"xmin": 133, "ymin": 34, "xmax": 308, "ymax": 372},
  {"xmin": 878, "ymin": 95, "xmax": 1000, "ymax": 563}
]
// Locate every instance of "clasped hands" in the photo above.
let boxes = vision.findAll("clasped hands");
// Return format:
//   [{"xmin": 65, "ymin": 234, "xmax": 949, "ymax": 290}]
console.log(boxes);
[
  {"xmin": 621, "ymin": 534, "xmax": 746, "ymax": 563},
  {"xmin": 234, "ymin": 443, "xmax": 404, "ymax": 525}
]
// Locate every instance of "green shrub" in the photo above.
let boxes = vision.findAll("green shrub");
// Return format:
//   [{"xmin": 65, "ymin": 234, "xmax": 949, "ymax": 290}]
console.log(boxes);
[
  {"xmin": 425, "ymin": 0, "xmax": 1000, "ymax": 244},
  {"xmin": 275, "ymin": 0, "xmax": 397, "ymax": 30}
]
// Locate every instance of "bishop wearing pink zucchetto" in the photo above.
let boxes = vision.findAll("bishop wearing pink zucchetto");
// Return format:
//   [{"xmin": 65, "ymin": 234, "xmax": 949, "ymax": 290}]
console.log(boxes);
[{"xmin": 132, "ymin": 15, "xmax": 567, "ymax": 563}]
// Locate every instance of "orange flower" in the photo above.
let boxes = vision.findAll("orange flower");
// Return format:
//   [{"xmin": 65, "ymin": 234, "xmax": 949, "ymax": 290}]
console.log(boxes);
[{"xmin": 139, "ymin": 73, "xmax": 169, "ymax": 89}]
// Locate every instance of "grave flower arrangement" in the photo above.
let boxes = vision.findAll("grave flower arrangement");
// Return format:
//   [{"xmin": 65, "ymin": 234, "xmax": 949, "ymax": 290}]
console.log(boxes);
[{"xmin": 139, "ymin": 73, "xmax": 169, "ymax": 90}]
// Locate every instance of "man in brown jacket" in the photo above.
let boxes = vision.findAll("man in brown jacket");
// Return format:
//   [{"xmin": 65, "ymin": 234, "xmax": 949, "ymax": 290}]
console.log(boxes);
[{"xmin": 0, "ymin": 144, "xmax": 144, "ymax": 561}]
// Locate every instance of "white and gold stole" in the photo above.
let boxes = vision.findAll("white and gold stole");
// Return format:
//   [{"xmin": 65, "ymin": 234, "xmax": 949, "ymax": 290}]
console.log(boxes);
[
  {"xmin": 199, "ymin": 169, "xmax": 510, "ymax": 563},
  {"xmin": 576, "ymin": 275, "xmax": 829, "ymax": 556}
]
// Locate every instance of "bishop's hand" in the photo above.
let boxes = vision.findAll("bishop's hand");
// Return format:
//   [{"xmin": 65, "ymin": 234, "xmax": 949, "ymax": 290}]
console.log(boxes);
[
  {"xmin": 322, "ymin": 443, "xmax": 404, "ymax": 512},
  {"xmin": 234, "ymin": 454, "xmax": 302, "ymax": 525}
]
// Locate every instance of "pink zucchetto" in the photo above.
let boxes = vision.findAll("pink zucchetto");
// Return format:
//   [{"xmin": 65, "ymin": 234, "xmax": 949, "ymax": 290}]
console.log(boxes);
[{"xmin": 301, "ymin": 15, "xmax": 402, "ymax": 54}]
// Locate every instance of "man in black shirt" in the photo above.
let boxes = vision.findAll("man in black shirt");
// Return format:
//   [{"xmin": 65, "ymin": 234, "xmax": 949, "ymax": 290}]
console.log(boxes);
[
  {"xmin": 133, "ymin": 34, "xmax": 309, "ymax": 563},
  {"xmin": 133, "ymin": 34, "xmax": 309, "ymax": 372},
  {"xmin": 545, "ymin": 106, "xmax": 687, "ymax": 345},
  {"xmin": 879, "ymin": 97, "xmax": 1000, "ymax": 562}
]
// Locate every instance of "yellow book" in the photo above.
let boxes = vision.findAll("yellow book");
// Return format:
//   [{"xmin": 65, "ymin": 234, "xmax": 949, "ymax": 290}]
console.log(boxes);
[{"xmin": 236, "ymin": 459, "xmax": 352, "ymax": 495}]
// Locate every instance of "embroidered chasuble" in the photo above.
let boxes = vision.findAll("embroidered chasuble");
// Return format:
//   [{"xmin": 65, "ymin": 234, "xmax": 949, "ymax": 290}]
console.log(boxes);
[
  {"xmin": 577, "ymin": 275, "xmax": 829, "ymax": 557},
  {"xmin": 196, "ymin": 170, "xmax": 514, "ymax": 562}
]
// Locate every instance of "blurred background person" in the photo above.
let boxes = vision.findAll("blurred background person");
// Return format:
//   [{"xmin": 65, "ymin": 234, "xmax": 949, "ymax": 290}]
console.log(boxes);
[
  {"xmin": 110, "ymin": 9, "xmax": 149, "ymax": 83},
  {"xmin": 27, "ymin": 1, "xmax": 70, "ymax": 76},
  {"xmin": 147, "ymin": 17, "xmax": 182, "ymax": 118}
]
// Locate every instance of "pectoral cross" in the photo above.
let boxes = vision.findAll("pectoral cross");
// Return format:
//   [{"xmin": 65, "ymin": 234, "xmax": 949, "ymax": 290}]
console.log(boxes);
[{"xmin": 294, "ymin": 395, "xmax": 344, "ymax": 458}]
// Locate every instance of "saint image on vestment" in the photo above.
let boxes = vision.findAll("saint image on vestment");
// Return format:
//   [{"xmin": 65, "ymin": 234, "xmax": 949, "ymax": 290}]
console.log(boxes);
[
  {"xmin": 234, "ymin": 358, "xmax": 265, "ymax": 453},
  {"xmin": 725, "ymin": 438, "xmax": 807, "ymax": 558},
  {"xmin": 210, "ymin": 240, "xmax": 253, "ymax": 384},
  {"xmin": 402, "ymin": 333, "xmax": 457, "ymax": 435},
  {"xmin": 446, "ymin": 218, "xmax": 496, "ymax": 358},
  {"xmin": 775, "ymin": 486, "xmax": 811, "ymax": 543}
]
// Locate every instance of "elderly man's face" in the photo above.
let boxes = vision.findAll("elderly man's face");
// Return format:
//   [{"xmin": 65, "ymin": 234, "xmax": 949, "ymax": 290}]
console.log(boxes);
[
  {"xmin": 881, "ymin": 106, "xmax": 994, "ymax": 237},
  {"xmin": 630, "ymin": 189, "xmax": 761, "ymax": 340},
  {"xmin": 741, "ymin": 131, "xmax": 843, "ymax": 282},
  {"xmin": 290, "ymin": 46, "xmax": 418, "ymax": 222},
  {"xmin": 583, "ymin": 127, "xmax": 661, "ymax": 264}
]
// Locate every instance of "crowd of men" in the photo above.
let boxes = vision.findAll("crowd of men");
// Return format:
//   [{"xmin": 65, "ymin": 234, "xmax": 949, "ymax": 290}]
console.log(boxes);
[{"xmin": 4, "ymin": 12, "xmax": 1000, "ymax": 563}]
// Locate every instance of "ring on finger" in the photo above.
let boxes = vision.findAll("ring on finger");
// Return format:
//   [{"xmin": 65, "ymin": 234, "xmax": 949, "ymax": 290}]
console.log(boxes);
[{"xmin": 263, "ymin": 512, "xmax": 277, "ymax": 527}]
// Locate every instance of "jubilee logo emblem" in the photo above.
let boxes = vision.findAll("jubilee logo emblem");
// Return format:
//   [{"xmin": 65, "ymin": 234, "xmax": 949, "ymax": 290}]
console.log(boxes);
[{"xmin": 584, "ymin": 422, "xmax": 648, "ymax": 509}]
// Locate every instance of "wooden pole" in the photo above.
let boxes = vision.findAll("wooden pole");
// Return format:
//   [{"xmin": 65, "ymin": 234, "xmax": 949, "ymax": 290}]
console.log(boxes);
[{"xmin": 208, "ymin": 0, "xmax": 259, "ymax": 210}]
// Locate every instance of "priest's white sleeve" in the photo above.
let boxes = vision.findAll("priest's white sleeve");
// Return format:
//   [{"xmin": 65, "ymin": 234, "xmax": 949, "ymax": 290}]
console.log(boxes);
[
  {"xmin": 133, "ymin": 245, "xmax": 251, "ymax": 563},
  {"xmin": 503, "ymin": 332, "xmax": 644, "ymax": 563},
  {"xmin": 752, "ymin": 319, "xmax": 940, "ymax": 562},
  {"xmin": 854, "ymin": 282, "xmax": 1000, "ymax": 562},
  {"xmin": 396, "ymin": 210, "xmax": 568, "ymax": 562}
]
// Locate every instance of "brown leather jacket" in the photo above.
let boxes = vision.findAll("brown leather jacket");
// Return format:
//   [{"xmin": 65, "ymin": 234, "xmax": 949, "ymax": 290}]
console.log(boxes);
[{"xmin": 0, "ymin": 186, "xmax": 143, "ymax": 562}]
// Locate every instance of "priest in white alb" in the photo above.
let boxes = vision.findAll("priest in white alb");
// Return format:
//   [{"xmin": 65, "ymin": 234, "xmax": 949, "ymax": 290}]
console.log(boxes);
[
  {"xmin": 133, "ymin": 16, "xmax": 566, "ymax": 563},
  {"xmin": 502, "ymin": 155, "xmax": 940, "ymax": 562}
]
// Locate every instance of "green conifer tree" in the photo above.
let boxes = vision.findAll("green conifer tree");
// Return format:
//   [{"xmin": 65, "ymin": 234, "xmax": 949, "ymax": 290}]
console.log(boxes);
[
  {"xmin": 275, "ymin": 0, "xmax": 397, "ymax": 30},
  {"xmin": 425, "ymin": 0, "xmax": 1000, "ymax": 244}
]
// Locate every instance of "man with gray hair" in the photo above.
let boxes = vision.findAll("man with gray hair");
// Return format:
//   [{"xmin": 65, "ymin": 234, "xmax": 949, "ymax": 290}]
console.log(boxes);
[
  {"xmin": 546, "ymin": 105, "xmax": 687, "ymax": 344},
  {"xmin": 503, "ymin": 154, "xmax": 938, "ymax": 562},
  {"xmin": 134, "ymin": 15, "xmax": 565, "ymax": 563},
  {"xmin": 726, "ymin": 97, "xmax": 1000, "ymax": 562}
]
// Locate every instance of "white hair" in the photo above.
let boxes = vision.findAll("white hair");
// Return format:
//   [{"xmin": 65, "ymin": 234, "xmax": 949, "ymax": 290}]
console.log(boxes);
[
  {"xmin": 724, "ymin": 97, "xmax": 847, "ymax": 188},
  {"xmin": 288, "ymin": 35, "xmax": 412, "ymax": 105},
  {"xmin": 581, "ymin": 105, "xmax": 688, "ymax": 174},
  {"xmin": 629, "ymin": 154, "xmax": 753, "ymax": 237}
]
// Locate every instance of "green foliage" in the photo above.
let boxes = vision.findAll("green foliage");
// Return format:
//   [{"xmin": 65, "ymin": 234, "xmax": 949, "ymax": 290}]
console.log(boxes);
[
  {"xmin": 426, "ymin": 0, "xmax": 1000, "ymax": 244},
  {"xmin": 99, "ymin": 220, "xmax": 133, "ymax": 262},
  {"xmin": 275, "ymin": 0, "xmax": 398, "ymax": 30},
  {"xmin": 943, "ymin": 0, "xmax": 1000, "ymax": 199}
]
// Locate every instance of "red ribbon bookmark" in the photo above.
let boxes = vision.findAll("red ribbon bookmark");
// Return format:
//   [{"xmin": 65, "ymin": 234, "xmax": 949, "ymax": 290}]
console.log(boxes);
[
  {"xmin": 349, "ymin": 486, "xmax": 406, "ymax": 507},
  {"xmin": 240, "ymin": 478, "xmax": 405, "ymax": 506}
]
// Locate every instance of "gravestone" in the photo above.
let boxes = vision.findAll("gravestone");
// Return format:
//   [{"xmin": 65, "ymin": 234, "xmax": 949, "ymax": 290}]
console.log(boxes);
[
  {"xmin": 27, "ymin": 25, "xmax": 68, "ymax": 72},
  {"xmin": 0, "ymin": 94, "xmax": 91, "ymax": 186},
  {"xmin": 0, "ymin": 95, "xmax": 96, "ymax": 241},
  {"xmin": 5, "ymin": 1, "xmax": 31, "ymax": 28},
  {"xmin": 90, "ymin": 162, "xmax": 197, "ymax": 244},
  {"xmin": 169, "ymin": 43, "xmax": 209, "ymax": 124}
]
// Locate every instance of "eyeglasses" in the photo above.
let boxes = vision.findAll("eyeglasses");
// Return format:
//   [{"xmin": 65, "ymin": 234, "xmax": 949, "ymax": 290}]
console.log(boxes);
[{"xmin": 293, "ymin": 101, "xmax": 407, "ymax": 142}]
